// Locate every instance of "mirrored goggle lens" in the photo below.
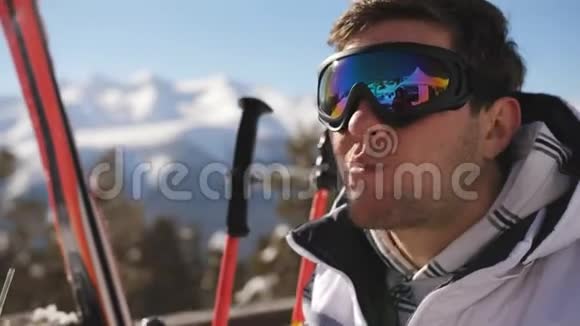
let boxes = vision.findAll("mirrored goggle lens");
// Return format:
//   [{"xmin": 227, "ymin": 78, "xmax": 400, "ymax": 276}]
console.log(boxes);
[{"xmin": 318, "ymin": 50, "xmax": 451, "ymax": 119}]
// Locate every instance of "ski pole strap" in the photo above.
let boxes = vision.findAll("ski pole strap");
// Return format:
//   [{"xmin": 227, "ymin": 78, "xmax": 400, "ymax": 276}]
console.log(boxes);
[{"xmin": 226, "ymin": 97, "xmax": 273, "ymax": 237}]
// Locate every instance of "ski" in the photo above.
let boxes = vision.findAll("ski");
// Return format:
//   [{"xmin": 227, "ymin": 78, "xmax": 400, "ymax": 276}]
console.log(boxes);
[{"xmin": 0, "ymin": 1, "xmax": 132, "ymax": 324}]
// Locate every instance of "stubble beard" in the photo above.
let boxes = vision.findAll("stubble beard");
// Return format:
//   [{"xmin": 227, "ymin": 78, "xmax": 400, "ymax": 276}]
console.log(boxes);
[{"xmin": 346, "ymin": 124, "xmax": 482, "ymax": 231}]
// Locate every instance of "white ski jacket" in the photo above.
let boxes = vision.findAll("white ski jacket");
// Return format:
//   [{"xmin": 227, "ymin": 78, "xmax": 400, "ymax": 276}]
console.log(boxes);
[{"xmin": 287, "ymin": 93, "xmax": 580, "ymax": 326}]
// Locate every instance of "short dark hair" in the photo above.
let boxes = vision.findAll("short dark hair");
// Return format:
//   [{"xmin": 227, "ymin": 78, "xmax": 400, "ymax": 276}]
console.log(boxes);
[{"xmin": 328, "ymin": 0, "xmax": 526, "ymax": 111}]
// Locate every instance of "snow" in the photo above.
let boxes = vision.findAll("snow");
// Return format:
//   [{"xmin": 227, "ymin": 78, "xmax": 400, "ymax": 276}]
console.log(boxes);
[
  {"xmin": 178, "ymin": 226, "xmax": 195, "ymax": 241},
  {"xmin": 126, "ymin": 247, "xmax": 143, "ymax": 263},
  {"xmin": 2, "ymin": 114, "xmax": 34, "ymax": 145},
  {"xmin": 29, "ymin": 263, "xmax": 45, "ymax": 279},
  {"xmin": 259, "ymin": 246, "xmax": 279, "ymax": 263},
  {"xmin": 208, "ymin": 230, "xmax": 227, "ymax": 252},
  {"xmin": 0, "ymin": 72, "xmax": 318, "ymax": 142},
  {"xmin": 146, "ymin": 153, "xmax": 174, "ymax": 186},
  {"xmin": 174, "ymin": 74, "xmax": 249, "ymax": 95},
  {"xmin": 60, "ymin": 85, "xmax": 82, "ymax": 105},
  {"xmin": 74, "ymin": 120, "xmax": 193, "ymax": 149},
  {"xmin": 126, "ymin": 84, "xmax": 157, "ymax": 120},
  {"xmin": 31, "ymin": 305, "xmax": 79, "ymax": 325},
  {"xmin": 2, "ymin": 162, "xmax": 42, "ymax": 204},
  {"xmin": 0, "ymin": 72, "xmax": 319, "ymax": 200},
  {"xmin": 272, "ymin": 224, "xmax": 291, "ymax": 240},
  {"xmin": 234, "ymin": 274, "xmax": 279, "ymax": 305}
]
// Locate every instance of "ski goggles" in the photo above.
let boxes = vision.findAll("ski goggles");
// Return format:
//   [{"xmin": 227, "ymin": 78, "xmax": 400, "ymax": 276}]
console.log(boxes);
[{"xmin": 317, "ymin": 42, "xmax": 473, "ymax": 131}]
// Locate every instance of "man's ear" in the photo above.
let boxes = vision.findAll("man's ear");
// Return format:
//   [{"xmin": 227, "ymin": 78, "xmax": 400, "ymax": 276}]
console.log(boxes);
[{"xmin": 480, "ymin": 96, "xmax": 522, "ymax": 160}]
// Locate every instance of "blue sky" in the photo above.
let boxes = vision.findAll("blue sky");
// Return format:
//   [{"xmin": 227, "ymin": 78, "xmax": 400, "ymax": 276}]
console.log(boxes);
[{"xmin": 1, "ymin": 0, "xmax": 579, "ymax": 103}]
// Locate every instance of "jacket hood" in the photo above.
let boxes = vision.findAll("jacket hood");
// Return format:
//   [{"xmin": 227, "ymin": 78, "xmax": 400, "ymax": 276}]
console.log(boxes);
[{"xmin": 513, "ymin": 92, "xmax": 580, "ymax": 260}]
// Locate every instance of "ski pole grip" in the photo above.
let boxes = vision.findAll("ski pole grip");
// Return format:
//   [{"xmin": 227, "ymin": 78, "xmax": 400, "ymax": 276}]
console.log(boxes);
[{"xmin": 226, "ymin": 97, "xmax": 273, "ymax": 237}]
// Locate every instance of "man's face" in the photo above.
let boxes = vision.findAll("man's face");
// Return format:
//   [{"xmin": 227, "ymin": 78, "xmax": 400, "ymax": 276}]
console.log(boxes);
[{"xmin": 331, "ymin": 20, "xmax": 486, "ymax": 230}]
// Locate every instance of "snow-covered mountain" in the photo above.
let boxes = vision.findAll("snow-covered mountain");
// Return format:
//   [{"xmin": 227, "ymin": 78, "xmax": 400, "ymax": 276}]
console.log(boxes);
[
  {"xmin": 0, "ymin": 72, "xmax": 321, "ymax": 199},
  {"xmin": 0, "ymin": 72, "xmax": 322, "ymax": 257}
]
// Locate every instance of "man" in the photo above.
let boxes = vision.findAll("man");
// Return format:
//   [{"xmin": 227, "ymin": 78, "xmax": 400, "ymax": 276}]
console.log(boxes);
[{"xmin": 286, "ymin": 0, "xmax": 580, "ymax": 325}]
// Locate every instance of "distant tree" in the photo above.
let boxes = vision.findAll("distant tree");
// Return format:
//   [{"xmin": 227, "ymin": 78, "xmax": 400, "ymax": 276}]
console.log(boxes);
[
  {"xmin": 0, "ymin": 200, "xmax": 74, "ymax": 315},
  {"xmin": 89, "ymin": 149, "xmax": 147, "ymax": 254},
  {"xmin": 175, "ymin": 223, "xmax": 204, "ymax": 309},
  {"xmin": 274, "ymin": 125, "xmax": 321, "ymax": 226},
  {"xmin": 139, "ymin": 217, "xmax": 198, "ymax": 317},
  {"xmin": 88, "ymin": 148, "xmax": 150, "ymax": 317},
  {"xmin": 0, "ymin": 148, "xmax": 17, "ymax": 179},
  {"xmin": 199, "ymin": 231, "xmax": 249, "ymax": 309},
  {"xmin": 0, "ymin": 146, "xmax": 75, "ymax": 315},
  {"xmin": 274, "ymin": 125, "xmax": 341, "ymax": 226},
  {"xmin": 240, "ymin": 224, "xmax": 300, "ymax": 304}
]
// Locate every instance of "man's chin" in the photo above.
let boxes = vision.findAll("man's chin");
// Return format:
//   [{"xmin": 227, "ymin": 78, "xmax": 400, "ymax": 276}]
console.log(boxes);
[
  {"xmin": 349, "ymin": 214, "xmax": 377, "ymax": 229},
  {"xmin": 346, "ymin": 196, "xmax": 394, "ymax": 229}
]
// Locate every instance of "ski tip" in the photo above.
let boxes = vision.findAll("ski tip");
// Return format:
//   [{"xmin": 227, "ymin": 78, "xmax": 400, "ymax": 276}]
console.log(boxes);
[{"xmin": 238, "ymin": 97, "xmax": 274, "ymax": 114}]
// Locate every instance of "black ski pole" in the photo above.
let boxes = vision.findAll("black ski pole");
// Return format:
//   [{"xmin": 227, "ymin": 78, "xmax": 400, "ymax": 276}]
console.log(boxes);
[{"xmin": 212, "ymin": 97, "xmax": 273, "ymax": 326}]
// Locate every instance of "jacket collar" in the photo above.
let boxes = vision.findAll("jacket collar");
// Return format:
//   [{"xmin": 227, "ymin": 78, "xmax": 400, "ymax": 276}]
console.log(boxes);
[{"xmin": 288, "ymin": 204, "xmax": 397, "ymax": 325}]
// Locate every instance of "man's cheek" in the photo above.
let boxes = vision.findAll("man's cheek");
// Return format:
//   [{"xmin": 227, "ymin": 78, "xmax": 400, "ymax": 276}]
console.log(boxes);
[
  {"xmin": 335, "ymin": 157, "xmax": 348, "ymax": 181},
  {"xmin": 329, "ymin": 137, "xmax": 347, "ymax": 167}
]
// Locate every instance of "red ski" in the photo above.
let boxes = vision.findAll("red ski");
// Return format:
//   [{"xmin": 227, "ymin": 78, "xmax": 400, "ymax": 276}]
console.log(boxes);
[{"xmin": 0, "ymin": 1, "xmax": 132, "ymax": 324}]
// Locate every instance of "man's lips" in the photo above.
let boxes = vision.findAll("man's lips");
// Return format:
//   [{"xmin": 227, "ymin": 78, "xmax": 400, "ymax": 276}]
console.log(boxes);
[
  {"xmin": 346, "ymin": 161, "xmax": 380, "ymax": 173},
  {"xmin": 349, "ymin": 165, "xmax": 366, "ymax": 173}
]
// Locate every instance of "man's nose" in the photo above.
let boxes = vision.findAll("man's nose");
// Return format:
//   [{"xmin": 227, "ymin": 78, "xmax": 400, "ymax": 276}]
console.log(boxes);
[{"xmin": 347, "ymin": 100, "xmax": 383, "ymax": 137}]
